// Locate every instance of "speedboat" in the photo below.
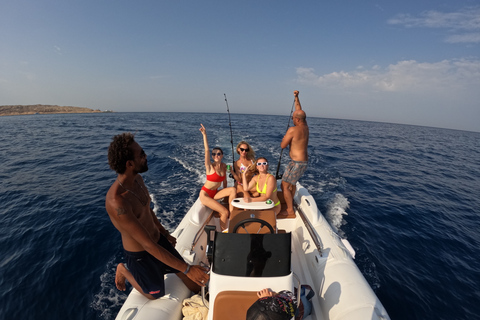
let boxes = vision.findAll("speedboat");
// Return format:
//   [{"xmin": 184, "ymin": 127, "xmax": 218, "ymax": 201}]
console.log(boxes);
[{"xmin": 115, "ymin": 182, "xmax": 390, "ymax": 320}]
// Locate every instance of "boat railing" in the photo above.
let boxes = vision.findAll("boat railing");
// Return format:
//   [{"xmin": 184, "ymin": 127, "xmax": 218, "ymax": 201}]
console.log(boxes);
[
  {"xmin": 295, "ymin": 202, "xmax": 323, "ymax": 257},
  {"xmin": 190, "ymin": 211, "xmax": 214, "ymax": 252}
]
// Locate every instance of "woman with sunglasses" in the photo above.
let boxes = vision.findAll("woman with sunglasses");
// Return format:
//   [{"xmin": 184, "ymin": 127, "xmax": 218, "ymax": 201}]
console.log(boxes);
[
  {"xmin": 199, "ymin": 124, "xmax": 236, "ymax": 232},
  {"xmin": 241, "ymin": 157, "xmax": 282, "ymax": 216},
  {"xmin": 230, "ymin": 141, "xmax": 256, "ymax": 196}
]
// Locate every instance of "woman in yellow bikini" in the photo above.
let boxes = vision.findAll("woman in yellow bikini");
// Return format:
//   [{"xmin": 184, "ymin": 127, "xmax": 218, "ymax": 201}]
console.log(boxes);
[{"xmin": 241, "ymin": 157, "xmax": 281, "ymax": 216}]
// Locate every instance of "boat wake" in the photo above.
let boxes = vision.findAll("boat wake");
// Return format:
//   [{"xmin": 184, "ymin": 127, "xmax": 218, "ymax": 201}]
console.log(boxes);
[
  {"xmin": 91, "ymin": 255, "xmax": 127, "ymax": 320},
  {"xmin": 325, "ymin": 193, "xmax": 350, "ymax": 237},
  {"xmin": 170, "ymin": 156, "xmax": 205, "ymax": 186}
]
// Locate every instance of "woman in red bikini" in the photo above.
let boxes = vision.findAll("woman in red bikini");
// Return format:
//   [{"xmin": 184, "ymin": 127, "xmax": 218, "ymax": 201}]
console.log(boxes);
[{"xmin": 199, "ymin": 124, "xmax": 237, "ymax": 232}]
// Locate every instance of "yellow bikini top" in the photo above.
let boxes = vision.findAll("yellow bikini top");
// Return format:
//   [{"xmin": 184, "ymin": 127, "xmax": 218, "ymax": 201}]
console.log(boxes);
[{"xmin": 256, "ymin": 174, "xmax": 277, "ymax": 194}]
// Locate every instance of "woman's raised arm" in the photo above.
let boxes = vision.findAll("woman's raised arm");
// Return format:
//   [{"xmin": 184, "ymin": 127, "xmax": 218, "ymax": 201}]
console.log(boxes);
[
  {"xmin": 199, "ymin": 124, "xmax": 210, "ymax": 169},
  {"xmin": 242, "ymin": 167, "xmax": 256, "ymax": 199}
]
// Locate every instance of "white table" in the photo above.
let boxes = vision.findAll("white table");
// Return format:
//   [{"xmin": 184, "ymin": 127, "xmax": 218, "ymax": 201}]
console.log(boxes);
[{"xmin": 231, "ymin": 197, "xmax": 275, "ymax": 210}]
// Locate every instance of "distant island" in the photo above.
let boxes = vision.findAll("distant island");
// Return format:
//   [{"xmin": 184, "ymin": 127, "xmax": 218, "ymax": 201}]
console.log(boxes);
[{"xmin": 0, "ymin": 104, "xmax": 113, "ymax": 116}]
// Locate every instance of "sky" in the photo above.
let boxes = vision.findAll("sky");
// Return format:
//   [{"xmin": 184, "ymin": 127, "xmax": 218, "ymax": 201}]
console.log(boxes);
[{"xmin": 1, "ymin": 0, "xmax": 479, "ymax": 132}]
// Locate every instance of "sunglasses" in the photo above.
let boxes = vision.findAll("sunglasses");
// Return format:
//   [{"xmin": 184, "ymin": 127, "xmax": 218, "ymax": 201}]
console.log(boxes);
[
  {"xmin": 257, "ymin": 162, "xmax": 268, "ymax": 166},
  {"xmin": 212, "ymin": 152, "xmax": 223, "ymax": 156},
  {"xmin": 239, "ymin": 148, "xmax": 250, "ymax": 152}
]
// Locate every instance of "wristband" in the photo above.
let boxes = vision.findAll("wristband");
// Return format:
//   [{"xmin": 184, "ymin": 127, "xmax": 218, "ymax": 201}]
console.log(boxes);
[{"xmin": 184, "ymin": 264, "xmax": 191, "ymax": 275}]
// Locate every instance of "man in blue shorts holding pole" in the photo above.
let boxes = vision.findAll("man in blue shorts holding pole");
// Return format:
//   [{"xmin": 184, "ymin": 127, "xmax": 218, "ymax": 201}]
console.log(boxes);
[{"xmin": 280, "ymin": 91, "xmax": 309, "ymax": 216}]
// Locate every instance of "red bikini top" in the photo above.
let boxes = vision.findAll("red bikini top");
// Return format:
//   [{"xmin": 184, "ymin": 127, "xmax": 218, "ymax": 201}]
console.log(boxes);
[{"xmin": 206, "ymin": 171, "xmax": 225, "ymax": 183}]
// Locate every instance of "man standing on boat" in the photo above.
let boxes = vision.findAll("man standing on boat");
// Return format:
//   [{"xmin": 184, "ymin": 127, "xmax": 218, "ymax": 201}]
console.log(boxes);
[
  {"xmin": 105, "ymin": 133, "xmax": 208, "ymax": 300},
  {"xmin": 280, "ymin": 90, "xmax": 309, "ymax": 216}
]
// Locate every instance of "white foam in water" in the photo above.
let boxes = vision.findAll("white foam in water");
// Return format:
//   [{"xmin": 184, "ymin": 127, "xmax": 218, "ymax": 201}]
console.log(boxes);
[
  {"xmin": 171, "ymin": 156, "xmax": 205, "ymax": 185},
  {"xmin": 91, "ymin": 258, "xmax": 127, "ymax": 319},
  {"xmin": 325, "ymin": 193, "xmax": 350, "ymax": 235},
  {"xmin": 302, "ymin": 174, "xmax": 326, "ymax": 195},
  {"xmin": 150, "ymin": 188, "xmax": 187, "ymax": 231}
]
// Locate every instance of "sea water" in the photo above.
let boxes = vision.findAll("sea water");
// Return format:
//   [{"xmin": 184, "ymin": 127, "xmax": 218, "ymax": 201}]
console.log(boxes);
[{"xmin": 0, "ymin": 112, "xmax": 479, "ymax": 320}]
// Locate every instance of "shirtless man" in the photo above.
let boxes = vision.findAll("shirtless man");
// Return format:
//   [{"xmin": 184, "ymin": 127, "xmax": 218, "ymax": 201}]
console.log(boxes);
[
  {"xmin": 280, "ymin": 91, "xmax": 309, "ymax": 216},
  {"xmin": 106, "ymin": 133, "xmax": 209, "ymax": 300}
]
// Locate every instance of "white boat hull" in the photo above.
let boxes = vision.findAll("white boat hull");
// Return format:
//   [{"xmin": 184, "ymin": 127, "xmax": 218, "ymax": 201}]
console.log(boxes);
[{"xmin": 115, "ymin": 183, "xmax": 390, "ymax": 320}]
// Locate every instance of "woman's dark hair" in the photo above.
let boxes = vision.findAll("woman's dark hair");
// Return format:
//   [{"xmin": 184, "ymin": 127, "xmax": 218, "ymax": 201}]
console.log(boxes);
[
  {"xmin": 246, "ymin": 299, "xmax": 290, "ymax": 320},
  {"xmin": 212, "ymin": 147, "xmax": 223, "ymax": 154}
]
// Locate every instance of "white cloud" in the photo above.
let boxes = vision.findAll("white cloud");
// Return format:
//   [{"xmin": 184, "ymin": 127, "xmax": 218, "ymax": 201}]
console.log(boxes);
[
  {"xmin": 295, "ymin": 59, "xmax": 480, "ymax": 94},
  {"xmin": 388, "ymin": 6, "xmax": 480, "ymax": 43},
  {"xmin": 446, "ymin": 33, "xmax": 480, "ymax": 43}
]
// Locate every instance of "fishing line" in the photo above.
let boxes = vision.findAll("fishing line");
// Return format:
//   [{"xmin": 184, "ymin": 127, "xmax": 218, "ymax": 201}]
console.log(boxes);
[
  {"xmin": 224, "ymin": 94, "xmax": 235, "ymax": 176},
  {"xmin": 275, "ymin": 99, "xmax": 296, "ymax": 179}
]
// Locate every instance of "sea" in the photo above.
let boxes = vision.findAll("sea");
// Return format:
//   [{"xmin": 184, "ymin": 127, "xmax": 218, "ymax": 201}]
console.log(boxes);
[{"xmin": 0, "ymin": 112, "xmax": 479, "ymax": 320}]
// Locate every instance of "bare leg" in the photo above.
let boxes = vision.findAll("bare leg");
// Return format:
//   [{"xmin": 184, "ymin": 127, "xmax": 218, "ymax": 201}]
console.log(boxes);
[
  {"xmin": 176, "ymin": 272, "xmax": 201, "ymax": 293},
  {"xmin": 215, "ymin": 187, "xmax": 237, "ymax": 225},
  {"xmin": 273, "ymin": 203, "xmax": 281, "ymax": 216},
  {"xmin": 221, "ymin": 187, "xmax": 237, "ymax": 213},
  {"xmin": 200, "ymin": 193, "xmax": 230, "ymax": 231},
  {"xmin": 115, "ymin": 263, "xmax": 155, "ymax": 300},
  {"xmin": 235, "ymin": 184, "xmax": 244, "ymax": 198},
  {"xmin": 281, "ymin": 181, "xmax": 295, "ymax": 216},
  {"xmin": 115, "ymin": 263, "xmax": 127, "ymax": 291},
  {"xmin": 291, "ymin": 184, "xmax": 297, "ymax": 201}
]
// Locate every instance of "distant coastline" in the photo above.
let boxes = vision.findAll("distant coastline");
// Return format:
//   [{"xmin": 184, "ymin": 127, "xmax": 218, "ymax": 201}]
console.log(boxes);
[{"xmin": 0, "ymin": 104, "xmax": 113, "ymax": 117}]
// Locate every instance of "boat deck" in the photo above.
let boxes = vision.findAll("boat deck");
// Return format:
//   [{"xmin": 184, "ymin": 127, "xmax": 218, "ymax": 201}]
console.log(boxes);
[{"xmin": 115, "ymin": 183, "xmax": 391, "ymax": 320}]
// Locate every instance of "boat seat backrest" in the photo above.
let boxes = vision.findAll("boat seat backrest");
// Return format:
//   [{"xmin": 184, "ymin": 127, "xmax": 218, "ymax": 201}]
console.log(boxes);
[
  {"xmin": 208, "ymin": 271, "xmax": 295, "ymax": 320},
  {"xmin": 212, "ymin": 291, "xmax": 258, "ymax": 320},
  {"xmin": 212, "ymin": 232, "xmax": 291, "ymax": 277}
]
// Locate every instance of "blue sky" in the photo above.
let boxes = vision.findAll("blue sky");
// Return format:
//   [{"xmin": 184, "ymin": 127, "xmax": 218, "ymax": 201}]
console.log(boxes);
[{"xmin": 1, "ymin": 0, "xmax": 479, "ymax": 132}]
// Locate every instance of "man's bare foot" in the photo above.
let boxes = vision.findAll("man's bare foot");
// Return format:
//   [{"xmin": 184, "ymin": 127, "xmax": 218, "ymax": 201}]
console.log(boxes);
[
  {"xmin": 286, "ymin": 207, "xmax": 295, "ymax": 216},
  {"xmin": 277, "ymin": 211, "xmax": 289, "ymax": 218},
  {"xmin": 115, "ymin": 263, "xmax": 127, "ymax": 291}
]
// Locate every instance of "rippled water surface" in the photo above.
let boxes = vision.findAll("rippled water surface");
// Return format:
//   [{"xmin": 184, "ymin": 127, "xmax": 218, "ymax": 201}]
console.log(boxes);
[{"xmin": 0, "ymin": 112, "xmax": 479, "ymax": 319}]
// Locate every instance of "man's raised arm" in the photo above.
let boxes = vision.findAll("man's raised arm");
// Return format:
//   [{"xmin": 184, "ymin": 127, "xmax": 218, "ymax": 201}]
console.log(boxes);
[{"xmin": 294, "ymin": 90, "xmax": 302, "ymax": 111}]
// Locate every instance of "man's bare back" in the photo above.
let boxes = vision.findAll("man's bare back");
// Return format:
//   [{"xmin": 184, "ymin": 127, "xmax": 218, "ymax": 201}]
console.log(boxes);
[
  {"xmin": 282, "ymin": 124, "xmax": 309, "ymax": 161},
  {"xmin": 280, "ymin": 91, "xmax": 309, "ymax": 162},
  {"xmin": 280, "ymin": 91, "xmax": 309, "ymax": 216}
]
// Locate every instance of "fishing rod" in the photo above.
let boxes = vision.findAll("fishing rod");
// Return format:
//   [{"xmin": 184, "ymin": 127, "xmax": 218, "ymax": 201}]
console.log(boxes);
[
  {"xmin": 275, "ymin": 99, "xmax": 296, "ymax": 180},
  {"xmin": 224, "ymin": 94, "xmax": 235, "ymax": 175}
]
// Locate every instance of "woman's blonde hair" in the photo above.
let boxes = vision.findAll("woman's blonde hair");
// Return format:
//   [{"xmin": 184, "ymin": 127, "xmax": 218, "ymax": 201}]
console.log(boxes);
[
  {"xmin": 256, "ymin": 156, "xmax": 268, "ymax": 163},
  {"xmin": 236, "ymin": 141, "xmax": 256, "ymax": 160}
]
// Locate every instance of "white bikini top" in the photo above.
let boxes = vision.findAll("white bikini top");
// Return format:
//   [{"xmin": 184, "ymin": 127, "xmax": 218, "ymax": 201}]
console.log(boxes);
[{"xmin": 239, "ymin": 160, "xmax": 254, "ymax": 173}]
